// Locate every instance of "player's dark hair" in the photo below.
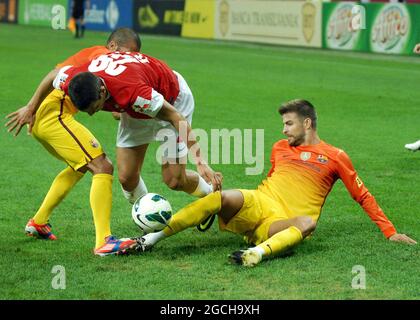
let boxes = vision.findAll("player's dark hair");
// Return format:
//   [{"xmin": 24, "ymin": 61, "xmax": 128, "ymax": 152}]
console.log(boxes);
[
  {"xmin": 279, "ymin": 99, "xmax": 317, "ymax": 129},
  {"xmin": 107, "ymin": 28, "xmax": 141, "ymax": 52},
  {"xmin": 68, "ymin": 72, "xmax": 102, "ymax": 111}
]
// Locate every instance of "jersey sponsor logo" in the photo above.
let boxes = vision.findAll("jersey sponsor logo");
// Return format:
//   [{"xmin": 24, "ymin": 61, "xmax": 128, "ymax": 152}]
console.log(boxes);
[
  {"xmin": 317, "ymin": 154, "xmax": 328, "ymax": 164},
  {"xmin": 300, "ymin": 152, "xmax": 312, "ymax": 161},
  {"xmin": 132, "ymin": 96, "xmax": 151, "ymax": 113}
]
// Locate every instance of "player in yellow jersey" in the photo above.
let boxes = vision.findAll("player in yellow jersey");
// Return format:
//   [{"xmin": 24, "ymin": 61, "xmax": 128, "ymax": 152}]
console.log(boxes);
[
  {"xmin": 134, "ymin": 99, "xmax": 417, "ymax": 266},
  {"xmin": 5, "ymin": 28, "xmax": 141, "ymax": 256}
]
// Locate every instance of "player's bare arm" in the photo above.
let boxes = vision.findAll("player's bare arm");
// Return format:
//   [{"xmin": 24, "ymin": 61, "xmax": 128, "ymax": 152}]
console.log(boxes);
[
  {"xmin": 156, "ymin": 100, "xmax": 223, "ymax": 191},
  {"xmin": 5, "ymin": 68, "xmax": 59, "ymax": 136}
]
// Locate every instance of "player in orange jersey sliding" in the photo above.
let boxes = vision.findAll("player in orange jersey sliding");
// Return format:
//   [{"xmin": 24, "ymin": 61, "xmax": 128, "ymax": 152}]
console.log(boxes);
[{"xmin": 134, "ymin": 99, "xmax": 417, "ymax": 267}]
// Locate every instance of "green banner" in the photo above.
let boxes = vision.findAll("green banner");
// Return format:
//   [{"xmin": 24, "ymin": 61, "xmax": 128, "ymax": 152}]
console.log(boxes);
[
  {"xmin": 323, "ymin": 2, "xmax": 420, "ymax": 55},
  {"xmin": 18, "ymin": 0, "xmax": 67, "ymax": 27},
  {"xmin": 368, "ymin": 3, "xmax": 420, "ymax": 55},
  {"xmin": 323, "ymin": 2, "xmax": 367, "ymax": 52}
]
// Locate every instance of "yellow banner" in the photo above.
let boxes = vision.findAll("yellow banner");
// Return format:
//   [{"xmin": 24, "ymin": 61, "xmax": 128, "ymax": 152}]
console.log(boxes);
[{"xmin": 181, "ymin": 0, "xmax": 215, "ymax": 39}]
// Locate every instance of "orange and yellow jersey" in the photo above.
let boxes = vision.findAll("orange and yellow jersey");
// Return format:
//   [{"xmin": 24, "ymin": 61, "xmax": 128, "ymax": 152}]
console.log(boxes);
[
  {"xmin": 258, "ymin": 139, "xmax": 397, "ymax": 238},
  {"xmin": 53, "ymin": 46, "xmax": 111, "ymax": 114}
]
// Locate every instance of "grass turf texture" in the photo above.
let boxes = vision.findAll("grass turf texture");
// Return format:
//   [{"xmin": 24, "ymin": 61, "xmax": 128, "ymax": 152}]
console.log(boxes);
[{"xmin": 0, "ymin": 25, "xmax": 419, "ymax": 300}]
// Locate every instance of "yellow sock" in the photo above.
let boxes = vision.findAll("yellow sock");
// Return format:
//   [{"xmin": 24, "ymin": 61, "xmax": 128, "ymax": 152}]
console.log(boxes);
[
  {"xmin": 90, "ymin": 173, "xmax": 113, "ymax": 249},
  {"xmin": 163, "ymin": 191, "xmax": 221, "ymax": 236},
  {"xmin": 257, "ymin": 226, "xmax": 303, "ymax": 257},
  {"xmin": 33, "ymin": 167, "xmax": 84, "ymax": 225}
]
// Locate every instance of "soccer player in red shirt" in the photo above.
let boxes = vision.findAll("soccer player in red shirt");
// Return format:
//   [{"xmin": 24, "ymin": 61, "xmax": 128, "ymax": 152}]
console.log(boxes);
[
  {"xmin": 5, "ymin": 29, "xmax": 141, "ymax": 256},
  {"xmin": 134, "ymin": 99, "xmax": 417, "ymax": 267},
  {"xmin": 54, "ymin": 51, "xmax": 222, "ymax": 197}
]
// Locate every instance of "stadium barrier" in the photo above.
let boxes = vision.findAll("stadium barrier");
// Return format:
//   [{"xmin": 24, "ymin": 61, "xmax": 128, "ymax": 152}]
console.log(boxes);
[
  {"xmin": 0, "ymin": 0, "xmax": 17, "ymax": 23},
  {"xmin": 18, "ymin": 0, "xmax": 66, "ymax": 27},
  {"xmin": 83, "ymin": 0, "xmax": 133, "ymax": 32},
  {"xmin": 323, "ymin": 1, "xmax": 420, "ymax": 55},
  {"xmin": 4, "ymin": 0, "xmax": 420, "ymax": 56},
  {"xmin": 132, "ymin": 0, "xmax": 185, "ymax": 36}
]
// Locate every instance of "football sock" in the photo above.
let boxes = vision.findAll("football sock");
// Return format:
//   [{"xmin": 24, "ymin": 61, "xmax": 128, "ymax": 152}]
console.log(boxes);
[
  {"xmin": 90, "ymin": 173, "xmax": 113, "ymax": 249},
  {"xmin": 190, "ymin": 174, "xmax": 213, "ymax": 197},
  {"xmin": 142, "ymin": 230, "xmax": 167, "ymax": 247},
  {"xmin": 163, "ymin": 191, "xmax": 221, "ymax": 236},
  {"xmin": 121, "ymin": 177, "xmax": 148, "ymax": 204},
  {"xmin": 33, "ymin": 167, "xmax": 84, "ymax": 225},
  {"xmin": 252, "ymin": 226, "xmax": 303, "ymax": 259}
]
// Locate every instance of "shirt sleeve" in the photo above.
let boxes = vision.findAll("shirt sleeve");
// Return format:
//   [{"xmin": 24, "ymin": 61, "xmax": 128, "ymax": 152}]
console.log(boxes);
[
  {"xmin": 130, "ymin": 87, "xmax": 165, "ymax": 118},
  {"xmin": 336, "ymin": 149, "xmax": 397, "ymax": 238},
  {"xmin": 52, "ymin": 66, "xmax": 73, "ymax": 90}
]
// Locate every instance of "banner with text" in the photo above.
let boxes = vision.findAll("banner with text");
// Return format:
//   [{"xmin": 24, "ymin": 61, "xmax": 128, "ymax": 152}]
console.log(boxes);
[
  {"xmin": 83, "ymin": 0, "xmax": 133, "ymax": 32},
  {"xmin": 133, "ymin": 0, "xmax": 185, "ymax": 36},
  {"xmin": 368, "ymin": 3, "xmax": 420, "ymax": 55},
  {"xmin": 0, "ymin": 0, "xmax": 18, "ymax": 23},
  {"xmin": 18, "ymin": 0, "xmax": 66, "ymax": 27},
  {"xmin": 214, "ymin": 0, "xmax": 322, "ymax": 48},
  {"xmin": 181, "ymin": 0, "xmax": 215, "ymax": 39},
  {"xmin": 323, "ymin": 2, "xmax": 420, "ymax": 55}
]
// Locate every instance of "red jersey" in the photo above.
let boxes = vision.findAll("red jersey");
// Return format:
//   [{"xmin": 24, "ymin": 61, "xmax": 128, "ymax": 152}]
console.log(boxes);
[
  {"xmin": 258, "ymin": 139, "xmax": 396, "ymax": 238},
  {"xmin": 53, "ymin": 52, "xmax": 180, "ymax": 119}
]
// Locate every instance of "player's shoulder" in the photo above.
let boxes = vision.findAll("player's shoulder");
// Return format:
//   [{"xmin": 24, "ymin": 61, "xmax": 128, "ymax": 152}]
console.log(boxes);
[
  {"xmin": 272, "ymin": 139, "xmax": 289, "ymax": 150},
  {"xmin": 318, "ymin": 141, "xmax": 351, "ymax": 161}
]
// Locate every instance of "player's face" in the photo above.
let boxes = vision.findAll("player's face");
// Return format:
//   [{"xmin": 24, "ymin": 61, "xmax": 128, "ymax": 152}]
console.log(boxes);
[
  {"xmin": 282, "ymin": 112, "xmax": 305, "ymax": 146},
  {"xmin": 85, "ymin": 87, "xmax": 107, "ymax": 116}
]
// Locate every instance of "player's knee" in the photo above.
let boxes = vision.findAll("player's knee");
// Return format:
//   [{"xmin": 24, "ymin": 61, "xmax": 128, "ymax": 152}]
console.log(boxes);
[
  {"xmin": 118, "ymin": 172, "xmax": 138, "ymax": 191},
  {"xmin": 295, "ymin": 216, "xmax": 316, "ymax": 237},
  {"xmin": 87, "ymin": 156, "xmax": 113, "ymax": 175}
]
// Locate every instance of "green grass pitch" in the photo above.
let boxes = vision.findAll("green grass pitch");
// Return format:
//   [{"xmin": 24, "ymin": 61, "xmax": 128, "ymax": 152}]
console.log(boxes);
[{"xmin": 0, "ymin": 24, "xmax": 419, "ymax": 300}]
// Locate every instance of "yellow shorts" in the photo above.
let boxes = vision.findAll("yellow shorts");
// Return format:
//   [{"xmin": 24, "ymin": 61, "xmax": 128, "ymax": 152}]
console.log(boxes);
[
  {"xmin": 218, "ymin": 189, "xmax": 289, "ymax": 245},
  {"xmin": 31, "ymin": 90, "xmax": 104, "ymax": 171}
]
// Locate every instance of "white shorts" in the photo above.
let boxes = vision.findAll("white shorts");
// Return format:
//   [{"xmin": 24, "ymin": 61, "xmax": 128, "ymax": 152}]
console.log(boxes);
[{"xmin": 116, "ymin": 71, "xmax": 194, "ymax": 160}]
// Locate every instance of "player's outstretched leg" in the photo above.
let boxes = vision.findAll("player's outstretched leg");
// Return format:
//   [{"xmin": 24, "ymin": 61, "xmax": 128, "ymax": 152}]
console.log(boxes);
[
  {"xmin": 229, "ymin": 216, "xmax": 316, "ymax": 267},
  {"xmin": 135, "ymin": 191, "xmax": 222, "ymax": 252},
  {"xmin": 405, "ymin": 140, "xmax": 420, "ymax": 152}
]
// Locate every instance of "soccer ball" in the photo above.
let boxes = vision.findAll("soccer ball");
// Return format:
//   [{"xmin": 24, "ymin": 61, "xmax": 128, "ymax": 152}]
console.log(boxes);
[{"xmin": 131, "ymin": 193, "xmax": 172, "ymax": 234}]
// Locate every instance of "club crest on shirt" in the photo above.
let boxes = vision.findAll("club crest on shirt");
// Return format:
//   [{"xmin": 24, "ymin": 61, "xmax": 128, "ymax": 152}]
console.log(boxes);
[
  {"xmin": 317, "ymin": 154, "xmax": 329, "ymax": 164},
  {"xmin": 300, "ymin": 152, "xmax": 312, "ymax": 161},
  {"xmin": 90, "ymin": 139, "xmax": 99, "ymax": 148}
]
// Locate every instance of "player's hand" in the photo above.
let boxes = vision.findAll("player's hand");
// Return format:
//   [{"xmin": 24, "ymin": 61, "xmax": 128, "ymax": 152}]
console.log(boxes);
[
  {"xmin": 413, "ymin": 43, "xmax": 420, "ymax": 54},
  {"xmin": 111, "ymin": 112, "xmax": 121, "ymax": 120},
  {"xmin": 5, "ymin": 106, "xmax": 36, "ymax": 137},
  {"xmin": 197, "ymin": 163, "xmax": 223, "ymax": 191},
  {"xmin": 389, "ymin": 233, "xmax": 417, "ymax": 245}
]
